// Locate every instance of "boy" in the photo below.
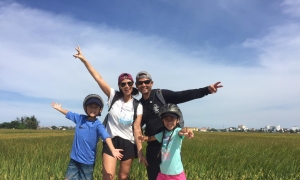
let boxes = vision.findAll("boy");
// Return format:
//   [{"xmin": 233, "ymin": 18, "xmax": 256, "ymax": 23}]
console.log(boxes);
[
  {"xmin": 51, "ymin": 94, "xmax": 123, "ymax": 180},
  {"xmin": 138, "ymin": 103, "xmax": 194, "ymax": 180}
]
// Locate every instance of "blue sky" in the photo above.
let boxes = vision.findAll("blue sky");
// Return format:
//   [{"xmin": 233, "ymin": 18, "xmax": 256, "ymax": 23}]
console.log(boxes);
[{"xmin": 0, "ymin": 0, "xmax": 299, "ymax": 129}]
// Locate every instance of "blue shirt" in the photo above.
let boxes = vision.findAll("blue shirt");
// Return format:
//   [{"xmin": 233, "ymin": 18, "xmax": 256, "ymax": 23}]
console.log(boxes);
[
  {"xmin": 155, "ymin": 127, "xmax": 184, "ymax": 175},
  {"xmin": 66, "ymin": 112, "xmax": 110, "ymax": 165}
]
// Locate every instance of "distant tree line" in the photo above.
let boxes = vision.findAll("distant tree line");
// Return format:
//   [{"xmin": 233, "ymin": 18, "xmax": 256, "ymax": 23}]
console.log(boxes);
[{"xmin": 0, "ymin": 116, "xmax": 40, "ymax": 129}]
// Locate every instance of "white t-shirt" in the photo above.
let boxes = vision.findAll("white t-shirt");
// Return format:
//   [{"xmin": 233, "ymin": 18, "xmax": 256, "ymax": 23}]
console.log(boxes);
[{"xmin": 105, "ymin": 88, "xmax": 143, "ymax": 143}]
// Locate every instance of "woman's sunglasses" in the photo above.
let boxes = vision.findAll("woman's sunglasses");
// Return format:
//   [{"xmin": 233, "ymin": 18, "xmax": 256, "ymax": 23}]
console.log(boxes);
[
  {"xmin": 137, "ymin": 80, "xmax": 151, "ymax": 85},
  {"xmin": 120, "ymin": 81, "xmax": 133, "ymax": 87}
]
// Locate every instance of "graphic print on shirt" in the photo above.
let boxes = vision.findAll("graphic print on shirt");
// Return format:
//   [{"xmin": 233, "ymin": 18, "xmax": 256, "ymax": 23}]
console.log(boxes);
[
  {"xmin": 118, "ymin": 101, "xmax": 134, "ymax": 126},
  {"xmin": 153, "ymin": 104, "xmax": 160, "ymax": 114},
  {"xmin": 161, "ymin": 133, "xmax": 173, "ymax": 161}
]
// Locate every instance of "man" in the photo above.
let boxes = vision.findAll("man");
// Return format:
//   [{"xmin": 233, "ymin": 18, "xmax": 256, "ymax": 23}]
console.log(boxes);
[{"xmin": 133, "ymin": 71, "xmax": 223, "ymax": 180}]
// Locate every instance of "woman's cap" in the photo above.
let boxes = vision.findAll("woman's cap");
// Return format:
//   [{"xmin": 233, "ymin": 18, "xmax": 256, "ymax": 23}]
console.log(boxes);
[
  {"xmin": 136, "ymin": 71, "xmax": 152, "ymax": 81},
  {"xmin": 85, "ymin": 97, "xmax": 103, "ymax": 108},
  {"xmin": 118, "ymin": 73, "xmax": 134, "ymax": 84}
]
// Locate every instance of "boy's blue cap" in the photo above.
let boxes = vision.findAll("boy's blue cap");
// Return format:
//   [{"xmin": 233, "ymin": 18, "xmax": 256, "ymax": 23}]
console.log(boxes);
[{"xmin": 85, "ymin": 97, "xmax": 103, "ymax": 108}]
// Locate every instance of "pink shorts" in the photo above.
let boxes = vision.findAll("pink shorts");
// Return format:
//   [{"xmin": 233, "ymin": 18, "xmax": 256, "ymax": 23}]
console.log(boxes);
[{"xmin": 156, "ymin": 171, "xmax": 186, "ymax": 180}]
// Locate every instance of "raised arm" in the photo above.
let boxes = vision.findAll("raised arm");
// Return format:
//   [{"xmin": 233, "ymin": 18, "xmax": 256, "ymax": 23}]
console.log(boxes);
[
  {"xmin": 162, "ymin": 81, "xmax": 223, "ymax": 104},
  {"xmin": 73, "ymin": 45, "xmax": 111, "ymax": 97},
  {"xmin": 51, "ymin": 102, "xmax": 69, "ymax": 115}
]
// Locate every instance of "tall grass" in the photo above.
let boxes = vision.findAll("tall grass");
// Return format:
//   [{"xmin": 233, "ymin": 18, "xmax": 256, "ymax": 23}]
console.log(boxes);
[{"xmin": 0, "ymin": 130, "xmax": 299, "ymax": 179}]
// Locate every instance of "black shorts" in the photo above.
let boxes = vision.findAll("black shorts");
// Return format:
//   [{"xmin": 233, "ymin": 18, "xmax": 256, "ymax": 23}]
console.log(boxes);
[{"xmin": 102, "ymin": 136, "xmax": 137, "ymax": 161}]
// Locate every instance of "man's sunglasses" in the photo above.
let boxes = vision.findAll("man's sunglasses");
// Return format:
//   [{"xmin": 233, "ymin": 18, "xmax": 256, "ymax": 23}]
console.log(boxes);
[
  {"xmin": 120, "ymin": 82, "xmax": 133, "ymax": 87},
  {"xmin": 137, "ymin": 80, "xmax": 151, "ymax": 85}
]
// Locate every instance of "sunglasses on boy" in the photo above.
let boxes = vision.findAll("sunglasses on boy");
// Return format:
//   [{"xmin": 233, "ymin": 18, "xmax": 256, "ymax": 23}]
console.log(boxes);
[
  {"xmin": 120, "ymin": 81, "xmax": 133, "ymax": 87},
  {"xmin": 137, "ymin": 80, "xmax": 151, "ymax": 86}
]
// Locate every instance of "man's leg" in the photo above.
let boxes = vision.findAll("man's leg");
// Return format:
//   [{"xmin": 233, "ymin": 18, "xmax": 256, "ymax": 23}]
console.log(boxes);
[{"xmin": 146, "ymin": 145, "xmax": 161, "ymax": 180}]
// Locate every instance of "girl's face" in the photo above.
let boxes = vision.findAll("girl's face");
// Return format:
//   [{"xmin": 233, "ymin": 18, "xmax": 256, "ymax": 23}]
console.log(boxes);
[
  {"xmin": 119, "ymin": 79, "xmax": 133, "ymax": 96},
  {"xmin": 162, "ymin": 115, "xmax": 179, "ymax": 130},
  {"xmin": 86, "ymin": 103, "xmax": 102, "ymax": 119}
]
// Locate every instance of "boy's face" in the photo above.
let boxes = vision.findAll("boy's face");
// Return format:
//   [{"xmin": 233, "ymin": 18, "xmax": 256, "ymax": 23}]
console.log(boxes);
[
  {"xmin": 86, "ymin": 103, "xmax": 102, "ymax": 119},
  {"xmin": 162, "ymin": 115, "xmax": 179, "ymax": 131}
]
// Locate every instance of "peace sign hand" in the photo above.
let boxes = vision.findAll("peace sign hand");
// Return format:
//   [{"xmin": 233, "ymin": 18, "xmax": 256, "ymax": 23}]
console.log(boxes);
[
  {"xmin": 73, "ymin": 45, "xmax": 86, "ymax": 61},
  {"xmin": 208, "ymin": 81, "xmax": 223, "ymax": 94}
]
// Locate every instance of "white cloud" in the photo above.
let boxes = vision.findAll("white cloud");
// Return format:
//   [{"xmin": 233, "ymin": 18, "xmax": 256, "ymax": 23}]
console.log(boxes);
[{"xmin": 281, "ymin": 0, "xmax": 300, "ymax": 17}]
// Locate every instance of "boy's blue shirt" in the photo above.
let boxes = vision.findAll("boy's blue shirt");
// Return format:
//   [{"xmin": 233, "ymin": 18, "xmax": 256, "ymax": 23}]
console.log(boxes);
[{"xmin": 66, "ymin": 111, "xmax": 110, "ymax": 165}]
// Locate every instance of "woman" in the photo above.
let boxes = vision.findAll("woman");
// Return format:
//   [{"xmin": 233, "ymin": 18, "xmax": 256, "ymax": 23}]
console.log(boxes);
[{"xmin": 73, "ymin": 46, "xmax": 144, "ymax": 180}]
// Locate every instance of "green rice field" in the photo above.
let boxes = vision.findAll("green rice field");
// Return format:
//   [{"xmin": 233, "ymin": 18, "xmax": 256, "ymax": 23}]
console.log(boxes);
[{"xmin": 0, "ymin": 129, "xmax": 300, "ymax": 180}]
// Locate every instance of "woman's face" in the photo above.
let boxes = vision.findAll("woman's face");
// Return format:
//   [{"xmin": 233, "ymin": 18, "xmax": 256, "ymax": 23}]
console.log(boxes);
[{"xmin": 119, "ymin": 79, "xmax": 133, "ymax": 96}]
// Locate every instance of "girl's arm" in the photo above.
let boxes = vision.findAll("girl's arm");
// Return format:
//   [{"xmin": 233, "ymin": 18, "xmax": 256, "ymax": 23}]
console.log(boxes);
[
  {"xmin": 138, "ymin": 135, "xmax": 156, "ymax": 142},
  {"xmin": 73, "ymin": 45, "xmax": 111, "ymax": 97}
]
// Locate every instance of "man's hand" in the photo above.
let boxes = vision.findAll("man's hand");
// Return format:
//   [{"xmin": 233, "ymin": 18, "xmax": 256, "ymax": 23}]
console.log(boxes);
[
  {"xmin": 138, "ymin": 135, "xmax": 146, "ymax": 142},
  {"xmin": 208, "ymin": 81, "xmax": 223, "ymax": 94}
]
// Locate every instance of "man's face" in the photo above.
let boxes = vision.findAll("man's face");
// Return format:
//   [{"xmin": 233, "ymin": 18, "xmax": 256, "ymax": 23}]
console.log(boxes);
[{"xmin": 135, "ymin": 78, "xmax": 153, "ymax": 95}]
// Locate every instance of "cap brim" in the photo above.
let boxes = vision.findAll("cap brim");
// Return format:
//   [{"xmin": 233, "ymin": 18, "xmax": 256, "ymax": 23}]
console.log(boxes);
[
  {"xmin": 161, "ymin": 113, "xmax": 178, "ymax": 118},
  {"xmin": 85, "ymin": 98, "xmax": 103, "ymax": 107}
]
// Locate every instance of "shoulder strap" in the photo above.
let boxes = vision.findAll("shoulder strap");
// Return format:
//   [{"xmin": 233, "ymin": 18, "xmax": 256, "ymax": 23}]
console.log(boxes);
[
  {"xmin": 132, "ymin": 98, "xmax": 139, "ymax": 121},
  {"xmin": 103, "ymin": 91, "xmax": 122, "ymax": 127},
  {"xmin": 131, "ymin": 98, "xmax": 140, "ymax": 135},
  {"xmin": 108, "ymin": 91, "xmax": 122, "ymax": 111},
  {"xmin": 155, "ymin": 89, "xmax": 166, "ymax": 105},
  {"xmin": 156, "ymin": 89, "xmax": 185, "ymax": 128}
]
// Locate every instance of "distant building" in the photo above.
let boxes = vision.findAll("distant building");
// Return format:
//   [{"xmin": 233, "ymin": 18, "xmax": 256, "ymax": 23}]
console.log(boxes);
[
  {"xmin": 199, "ymin": 127, "xmax": 207, "ymax": 132},
  {"xmin": 238, "ymin": 125, "xmax": 246, "ymax": 129},
  {"xmin": 187, "ymin": 127, "xmax": 198, "ymax": 131},
  {"xmin": 292, "ymin": 126, "xmax": 299, "ymax": 131},
  {"xmin": 265, "ymin": 125, "xmax": 280, "ymax": 132},
  {"xmin": 276, "ymin": 125, "xmax": 281, "ymax": 131}
]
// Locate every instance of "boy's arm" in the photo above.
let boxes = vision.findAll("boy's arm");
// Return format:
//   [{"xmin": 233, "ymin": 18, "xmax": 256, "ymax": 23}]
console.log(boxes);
[
  {"xmin": 73, "ymin": 45, "xmax": 111, "ymax": 97},
  {"xmin": 104, "ymin": 138, "xmax": 124, "ymax": 160},
  {"xmin": 51, "ymin": 102, "xmax": 69, "ymax": 115},
  {"xmin": 178, "ymin": 127, "xmax": 194, "ymax": 138}
]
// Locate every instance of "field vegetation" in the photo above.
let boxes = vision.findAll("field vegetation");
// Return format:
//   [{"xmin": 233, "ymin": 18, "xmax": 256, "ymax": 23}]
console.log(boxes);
[{"xmin": 0, "ymin": 129, "xmax": 299, "ymax": 179}]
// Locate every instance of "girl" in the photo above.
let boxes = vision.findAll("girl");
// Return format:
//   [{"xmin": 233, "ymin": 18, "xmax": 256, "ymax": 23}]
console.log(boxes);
[{"xmin": 138, "ymin": 103, "xmax": 194, "ymax": 180}]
